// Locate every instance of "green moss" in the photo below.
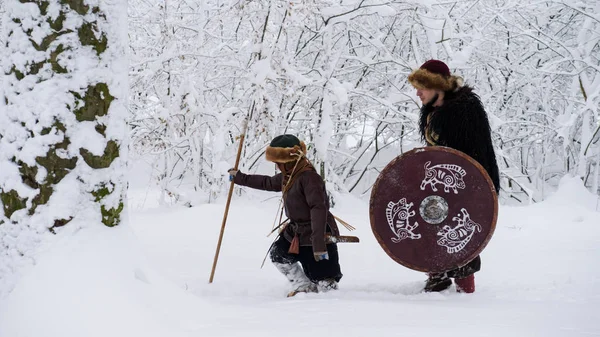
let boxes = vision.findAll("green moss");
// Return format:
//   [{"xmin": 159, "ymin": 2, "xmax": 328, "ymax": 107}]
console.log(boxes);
[
  {"xmin": 72, "ymin": 83, "xmax": 114, "ymax": 122},
  {"xmin": 19, "ymin": 161, "xmax": 39, "ymax": 189},
  {"xmin": 80, "ymin": 140, "xmax": 119, "ymax": 169},
  {"xmin": 78, "ymin": 22, "xmax": 108, "ymax": 56},
  {"xmin": 13, "ymin": 120, "xmax": 77, "ymax": 216},
  {"xmin": 30, "ymin": 185, "xmax": 54, "ymax": 215},
  {"xmin": 54, "ymin": 120, "xmax": 67, "ymax": 133},
  {"xmin": 28, "ymin": 60, "xmax": 46, "ymax": 75},
  {"xmin": 1, "ymin": 190, "xmax": 27, "ymax": 219},
  {"xmin": 9, "ymin": 66, "xmax": 25, "ymax": 80},
  {"xmin": 49, "ymin": 217, "xmax": 73, "ymax": 234},
  {"xmin": 92, "ymin": 185, "xmax": 111, "ymax": 202},
  {"xmin": 35, "ymin": 132, "xmax": 78, "ymax": 185},
  {"xmin": 39, "ymin": 1, "xmax": 50, "ymax": 16},
  {"xmin": 60, "ymin": 0, "xmax": 89, "ymax": 16},
  {"xmin": 35, "ymin": 185, "xmax": 53, "ymax": 206},
  {"xmin": 36, "ymin": 153, "xmax": 78, "ymax": 184},
  {"xmin": 92, "ymin": 183, "xmax": 123, "ymax": 227},
  {"xmin": 41, "ymin": 120, "xmax": 67, "ymax": 136},
  {"xmin": 48, "ymin": 11, "xmax": 66, "ymax": 31},
  {"xmin": 50, "ymin": 44, "xmax": 68, "ymax": 74},
  {"xmin": 101, "ymin": 202, "xmax": 123, "ymax": 227},
  {"xmin": 11, "ymin": 106, "xmax": 78, "ymax": 220},
  {"xmin": 29, "ymin": 128, "xmax": 77, "ymax": 213},
  {"xmin": 30, "ymin": 30, "xmax": 68, "ymax": 52},
  {"xmin": 95, "ymin": 124, "xmax": 107, "ymax": 136}
]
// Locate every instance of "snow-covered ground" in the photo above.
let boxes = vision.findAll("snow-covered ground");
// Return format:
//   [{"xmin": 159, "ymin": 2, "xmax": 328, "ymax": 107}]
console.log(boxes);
[{"xmin": 1, "ymin": 175, "xmax": 599, "ymax": 337}]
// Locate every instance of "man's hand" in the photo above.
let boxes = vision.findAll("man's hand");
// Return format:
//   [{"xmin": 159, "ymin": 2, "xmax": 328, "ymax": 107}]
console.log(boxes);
[
  {"xmin": 313, "ymin": 251, "xmax": 329, "ymax": 262},
  {"xmin": 228, "ymin": 168, "xmax": 238, "ymax": 181}
]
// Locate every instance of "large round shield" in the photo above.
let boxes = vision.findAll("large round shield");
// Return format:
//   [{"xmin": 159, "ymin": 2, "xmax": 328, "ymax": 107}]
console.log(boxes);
[{"xmin": 369, "ymin": 146, "xmax": 498, "ymax": 273}]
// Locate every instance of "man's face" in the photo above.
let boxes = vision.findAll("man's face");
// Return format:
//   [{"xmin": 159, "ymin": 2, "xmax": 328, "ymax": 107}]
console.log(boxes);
[{"xmin": 416, "ymin": 87, "xmax": 439, "ymax": 105}]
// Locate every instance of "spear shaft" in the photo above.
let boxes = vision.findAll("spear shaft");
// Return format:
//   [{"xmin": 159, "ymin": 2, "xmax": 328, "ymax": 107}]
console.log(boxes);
[{"xmin": 209, "ymin": 112, "xmax": 251, "ymax": 283}]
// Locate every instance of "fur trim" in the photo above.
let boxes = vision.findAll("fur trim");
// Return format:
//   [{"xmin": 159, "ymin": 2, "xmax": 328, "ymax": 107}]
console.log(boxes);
[
  {"xmin": 408, "ymin": 68, "xmax": 463, "ymax": 92},
  {"xmin": 265, "ymin": 141, "xmax": 307, "ymax": 163}
]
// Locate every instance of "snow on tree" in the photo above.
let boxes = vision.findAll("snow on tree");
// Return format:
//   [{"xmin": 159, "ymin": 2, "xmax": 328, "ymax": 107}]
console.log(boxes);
[
  {"xmin": 127, "ymin": 0, "xmax": 599, "ymax": 203},
  {"xmin": 0, "ymin": 0, "xmax": 128, "ymax": 296}
]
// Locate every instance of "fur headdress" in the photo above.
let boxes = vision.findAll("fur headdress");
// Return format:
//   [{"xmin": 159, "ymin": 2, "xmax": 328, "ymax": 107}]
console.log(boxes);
[
  {"xmin": 265, "ymin": 134, "xmax": 307, "ymax": 163},
  {"xmin": 408, "ymin": 59, "xmax": 464, "ymax": 92}
]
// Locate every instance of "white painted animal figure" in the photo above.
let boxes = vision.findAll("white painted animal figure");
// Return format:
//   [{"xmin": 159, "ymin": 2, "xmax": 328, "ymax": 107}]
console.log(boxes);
[
  {"xmin": 386, "ymin": 198, "xmax": 421, "ymax": 243},
  {"xmin": 437, "ymin": 208, "xmax": 482, "ymax": 253},
  {"xmin": 420, "ymin": 161, "xmax": 466, "ymax": 194}
]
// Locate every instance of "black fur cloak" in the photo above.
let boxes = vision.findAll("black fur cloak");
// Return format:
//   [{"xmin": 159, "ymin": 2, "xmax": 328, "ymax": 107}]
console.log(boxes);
[{"xmin": 419, "ymin": 86, "xmax": 500, "ymax": 193}]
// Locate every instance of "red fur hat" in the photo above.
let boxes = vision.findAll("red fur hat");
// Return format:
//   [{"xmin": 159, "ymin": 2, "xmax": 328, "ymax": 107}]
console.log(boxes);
[{"xmin": 408, "ymin": 59, "xmax": 463, "ymax": 91}]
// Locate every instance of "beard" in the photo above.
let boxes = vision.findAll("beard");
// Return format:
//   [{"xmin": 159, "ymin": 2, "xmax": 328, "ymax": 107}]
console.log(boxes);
[{"xmin": 423, "ymin": 93, "xmax": 439, "ymax": 108}]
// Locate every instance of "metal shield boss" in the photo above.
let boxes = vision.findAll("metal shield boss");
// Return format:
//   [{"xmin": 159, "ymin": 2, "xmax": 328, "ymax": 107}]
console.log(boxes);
[{"xmin": 369, "ymin": 147, "xmax": 498, "ymax": 273}]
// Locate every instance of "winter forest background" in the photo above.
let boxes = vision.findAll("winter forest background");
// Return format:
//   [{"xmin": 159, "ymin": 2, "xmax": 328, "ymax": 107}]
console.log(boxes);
[
  {"xmin": 124, "ymin": 0, "xmax": 600, "ymax": 205},
  {"xmin": 2, "ymin": 0, "xmax": 598, "ymax": 206}
]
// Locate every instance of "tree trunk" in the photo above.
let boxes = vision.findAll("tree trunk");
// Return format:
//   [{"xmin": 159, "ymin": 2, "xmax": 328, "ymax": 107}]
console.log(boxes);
[{"xmin": 0, "ymin": 0, "xmax": 127, "ymax": 293}]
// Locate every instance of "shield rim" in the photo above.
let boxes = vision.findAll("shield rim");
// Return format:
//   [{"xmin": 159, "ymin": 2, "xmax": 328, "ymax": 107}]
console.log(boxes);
[{"xmin": 369, "ymin": 146, "xmax": 499, "ymax": 273}]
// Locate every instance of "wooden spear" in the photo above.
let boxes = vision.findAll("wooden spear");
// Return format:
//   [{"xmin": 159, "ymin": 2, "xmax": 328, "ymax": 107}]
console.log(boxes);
[{"xmin": 209, "ymin": 113, "xmax": 251, "ymax": 283}]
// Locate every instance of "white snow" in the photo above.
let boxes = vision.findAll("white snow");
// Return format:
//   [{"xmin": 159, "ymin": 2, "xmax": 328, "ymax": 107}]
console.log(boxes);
[
  {"xmin": 0, "ymin": 0, "xmax": 128, "ymax": 302},
  {"xmin": 0, "ymin": 171, "xmax": 598, "ymax": 337}
]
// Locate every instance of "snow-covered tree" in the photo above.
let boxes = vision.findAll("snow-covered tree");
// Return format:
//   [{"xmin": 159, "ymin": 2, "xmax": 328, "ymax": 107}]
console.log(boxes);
[
  {"xmin": 0, "ymin": 0, "xmax": 128, "ymax": 295},
  {"xmin": 127, "ymin": 0, "xmax": 599, "ymax": 203}
]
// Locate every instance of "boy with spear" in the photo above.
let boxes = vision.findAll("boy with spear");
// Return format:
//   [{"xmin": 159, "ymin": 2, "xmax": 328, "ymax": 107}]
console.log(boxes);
[{"xmin": 228, "ymin": 134, "xmax": 343, "ymax": 297}]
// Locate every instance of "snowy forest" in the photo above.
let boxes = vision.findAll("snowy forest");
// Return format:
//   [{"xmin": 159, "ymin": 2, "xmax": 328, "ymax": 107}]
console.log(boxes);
[
  {"xmin": 0, "ymin": 2, "xmax": 599, "ymax": 336},
  {"xmin": 125, "ymin": 0, "xmax": 600, "ymax": 205},
  {"xmin": 2, "ymin": 0, "xmax": 597, "ymax": 208}
]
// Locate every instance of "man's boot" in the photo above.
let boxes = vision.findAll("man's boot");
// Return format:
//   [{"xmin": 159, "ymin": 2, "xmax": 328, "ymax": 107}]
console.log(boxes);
[
  {"xmin": 273, "ymin": 262, "xmax": 317, "ymax": 297},
  {"xmin": 455, "ymin": 274, "xmax": 475, "ymax": 293},
  {"xmin": 424, "ymin": 273, "xmax": 452, "ymax": 292}
]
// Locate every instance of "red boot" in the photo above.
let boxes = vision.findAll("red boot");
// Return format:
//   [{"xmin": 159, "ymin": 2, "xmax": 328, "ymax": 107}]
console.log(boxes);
[{"xmin": 455, "ymin": 274, "xmax": 475, "ymax": 293}]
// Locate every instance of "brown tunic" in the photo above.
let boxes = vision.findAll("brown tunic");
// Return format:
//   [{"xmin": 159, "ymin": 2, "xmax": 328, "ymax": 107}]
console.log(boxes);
[{"xmin": 234, "ymin": 169, "xmax": 339, "ymax": 253}]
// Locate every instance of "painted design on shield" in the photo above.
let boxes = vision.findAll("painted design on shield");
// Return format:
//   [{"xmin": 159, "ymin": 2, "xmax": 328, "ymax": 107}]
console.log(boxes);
[
  {"xmin": 386, "ymin": 198, "xmax": 422, "ymax": 243},
  {"xmin": 437, "ymin": 208, "xmax": 482, "ymax": 253},
  {"xmin": 420, "ymin": 161, "xmax": 467, "ymax": 194}
]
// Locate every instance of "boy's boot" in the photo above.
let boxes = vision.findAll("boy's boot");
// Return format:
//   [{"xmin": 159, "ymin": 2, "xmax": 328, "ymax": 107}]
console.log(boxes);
[
  {"xmin": 316, "ymin": 278, "xmax": 338, "ymax": 293},
  {"xmin": 274, "ymin": 262, "xmax": 317, "ymax": 297}
]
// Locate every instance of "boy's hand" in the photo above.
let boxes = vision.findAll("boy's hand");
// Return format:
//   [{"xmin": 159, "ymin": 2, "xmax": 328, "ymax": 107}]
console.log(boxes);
[
  {"xmin": 313, "ymin": 251, "xmax": 329, "ymax": 261},
  {"xmin": 228, "ymin": 168, "xmax": 238, "ymax": 181}
]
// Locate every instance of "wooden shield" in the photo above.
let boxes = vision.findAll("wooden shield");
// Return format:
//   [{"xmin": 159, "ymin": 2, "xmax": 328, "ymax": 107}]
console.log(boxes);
[{"xmin": 369, "ymin": 146, "xmax": 498, "ymax": 273}]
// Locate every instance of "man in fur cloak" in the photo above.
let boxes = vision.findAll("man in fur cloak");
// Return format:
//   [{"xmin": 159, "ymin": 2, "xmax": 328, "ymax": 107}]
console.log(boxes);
[
  {"xmin": 228, "ymin": 135, "xmax": 342, "ymax": 297},
  {"xmin": 408, "ymin": 59, "xmax": 500, "ymax": 293}
]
